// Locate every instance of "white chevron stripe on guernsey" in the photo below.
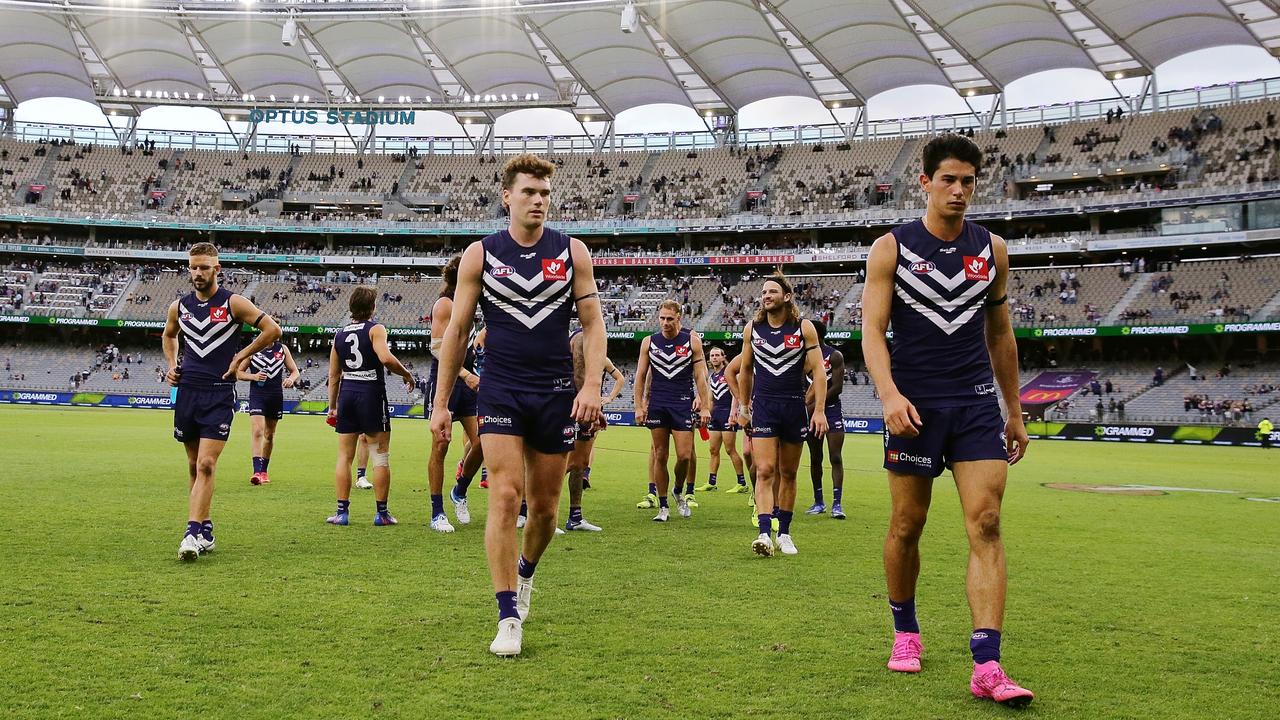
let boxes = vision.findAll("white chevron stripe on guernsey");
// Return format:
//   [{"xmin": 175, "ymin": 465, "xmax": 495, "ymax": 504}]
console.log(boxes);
[
  {"xmin": 483, "ymin": 287, "xmax": 571, "ymax": 330},
  {"xmin": 252, "ymin": 356, "xmax": 285, "ymax": 377},
  {"xmin": 484, "ymin": 249, "xmax": 570, "ymax": 292},
  {"xmin": 898, "ymin": 244, "xmax": 991, "ymax": 292},
  {"xmin": 894, "ymin": 286, "xmax": 984, "ymax": 335},
  {"xmin": 482, "ymin": 271, "xmax": 572, "ymax": 309},
  {"xmin": 751, "ymin": 336, "xmax": 804, "ymax": 377},
  {"xmin": 182, "ymin": 324, "xmax": 239, "ymax": 358},
  {"xmin": 894, "ymin": 265, "xmax": 991, "ymax": 314}
]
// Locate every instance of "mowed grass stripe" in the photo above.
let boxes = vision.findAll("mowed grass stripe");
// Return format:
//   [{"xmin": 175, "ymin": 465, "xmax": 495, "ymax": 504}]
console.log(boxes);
[{"xmin": 1, "ymin": 406, "xmax": 1275, "ymax": 719}]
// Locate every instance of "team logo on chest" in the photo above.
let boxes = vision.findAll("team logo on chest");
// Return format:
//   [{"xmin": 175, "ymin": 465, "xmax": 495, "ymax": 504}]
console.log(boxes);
[
  {"xmin": 963, "ymin": 256, "xmax": 990, "ymax": 281},
  {"xmin": 674, "ymin": 344, "xmax": 690, "ymax": 358},
  {"xmin": 784, "ymin": 334, "xmax": 801, "ymax": 349},
  {"xmin": 895, "ymin": 242, "xmax": 993, "ymax": 336},
  {"xmin": 542, "ymin": 258, "xmax": 567, "ymax": 281},
  {"xmin": 210, "ymin": 306, "xmax": 229, "ymax": 323}
]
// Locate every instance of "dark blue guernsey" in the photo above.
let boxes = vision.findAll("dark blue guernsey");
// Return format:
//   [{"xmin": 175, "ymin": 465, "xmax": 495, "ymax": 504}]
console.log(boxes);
[
  {"xmin": 710, "ymin": 370, "xmax": 733, "ymax": 413},
  {"xmin": 478, "ymin": 228, "xmax": 575, "ymax": 393},
  {"xmin": 176, "ymin": 286, "xmax": 241, "ymax": 389},
  {"xmin": 889, "ymin": 218, "xmax": 997, "ymax": 408},
  {"xmin": 806, "ymin": 344, "xmax": 841, "ymax": 409},
  {"xmin": 648, "ymin": 327, "xmax": 695, "ymax": 405},
  {"xmin": 248, "ymin": 341, "xmax": 285, "ymax": 394},
  {"xmin": 750, "ymin": 318, "xmax": 807, "ymax": 401},
  {"xmin": 432, "ymin": 321, "xmax": 478, "ymax": 384},
  {"xmin": 335, "ymin": 320, "xmax": 385, "ymax": 389}
]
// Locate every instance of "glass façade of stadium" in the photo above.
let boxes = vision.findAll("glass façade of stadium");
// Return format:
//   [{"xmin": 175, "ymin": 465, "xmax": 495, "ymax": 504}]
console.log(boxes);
[{"xmin": 1, "ymin": 0, "xmax": 1279, "ymax": 444}]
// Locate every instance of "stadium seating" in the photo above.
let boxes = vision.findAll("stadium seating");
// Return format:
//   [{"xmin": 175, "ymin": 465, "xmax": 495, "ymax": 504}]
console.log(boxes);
[{"xmin": 1, "ymin": 97, "xmax": 1277, "ymax": 224}]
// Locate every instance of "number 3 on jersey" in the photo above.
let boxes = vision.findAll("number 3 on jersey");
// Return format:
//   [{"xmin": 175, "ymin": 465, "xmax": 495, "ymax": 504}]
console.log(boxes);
[{"xmin": 344, "ymin": 333, "xmax": 364, "ymax": 369}]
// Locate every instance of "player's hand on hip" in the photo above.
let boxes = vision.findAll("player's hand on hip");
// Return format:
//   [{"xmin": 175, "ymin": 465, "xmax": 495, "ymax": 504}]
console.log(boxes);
[
  {"xmin": 464, "ymin": 373, "xmax": 480, "ymax": 391},
  {"xmin": 1006, "ymin": 416, "xmax": 1030, "ymax": 465},
  {"xmin": 810, "ymin": 411, "xmax": 829, "ymax": 439},
  {"xmin": 883, "ymin": 393, "xmax": 922, "ymax": 437},
  {"xmin": 429, "ymin": 408, "xmax": 452, "ymax": 444},
  {"xmin": 572, "ymin": 387, "xmax": 602, "ymax": 425}
]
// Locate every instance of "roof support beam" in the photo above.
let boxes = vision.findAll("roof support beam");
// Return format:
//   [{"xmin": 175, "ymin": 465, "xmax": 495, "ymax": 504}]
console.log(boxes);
[
  {"xmin": 635, "ymin": 4, "xmax": 736, "ymax": 129},
  {"xmin": 757, "ymin": 0, "xmax": 867, "ymax": 105},
  {"xmin": 522, "ymin": 17, "xmax": 612, "ymax": 118},
  {"xmin": 179, "ymin": 18, "xmax": 243, "ymax": 99},
  {"xmin": 295, "ymin": 22, "xmax": 358, "ymax": 102},
  {"xmin": 404, "ymin": 17, "xmax": 495, "ymax": 124},
  {"xmin": 1053, "ymin": 0, "xmax": 1154, "ymax": 72},
  {"xmin": 238, "ymin": 119, "xmax": 259, "ymax": 153},
  {"xmin": 896, "ymin": 0, "xmax": 1003, "ymax": 91},
  {"xmin": 1041, "ymin": 0, "xmax": 1150, "ymax": 77},
  {"xmin": 63, "ymin": 13, "xmax": 139, "ymax": 116},
  {"xmin": 356, "ymin": 121, "xmax": 378, "ymax": 155},
  {"xmin": 590, "ymin": 120, "xmax": 615, "ymax": 153}
]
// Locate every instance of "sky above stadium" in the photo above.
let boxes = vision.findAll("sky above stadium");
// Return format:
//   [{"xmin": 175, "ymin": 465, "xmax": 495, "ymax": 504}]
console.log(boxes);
[{"xmin": 12, "ymin": 45, "xmax": 1279, "ymax": 138}]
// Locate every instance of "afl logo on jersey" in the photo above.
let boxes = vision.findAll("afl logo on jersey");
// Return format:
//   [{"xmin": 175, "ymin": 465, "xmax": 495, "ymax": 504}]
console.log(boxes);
[
  {"xmin": 784, "ymin": 334, "xmax": 802, "ymax": 349},
  {"xmin": 490, "ymin": 265, "xmax": 515, "ymax": 278},
  {"xmin": 910, "ymin": 261, "xmax": 936, "ymax": 274},
  {"xmin": 210, "ymin": 306, "xmax": 229, "ymax": 323},
  {"xmin": 542, "ymin": 258, "xmax": 568, "ymax": 281},
  {"xmin": 963, "ymin": 256, "xmax": 990, "ymax": 281}
]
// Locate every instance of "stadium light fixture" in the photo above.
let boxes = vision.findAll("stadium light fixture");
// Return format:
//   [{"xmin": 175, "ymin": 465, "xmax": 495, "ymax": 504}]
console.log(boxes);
[
  {"xmin": 293, "ymin": 94, "xmax": 300, "ymax": 102},
  {"xmin": 303, "ymin": 95, "xmax": 310, "ymax": 102},
  {"xmin": 145, "ymin": 90, "xmax": 153, "ymax": 98},
  {"xmin": 197, "ymin": 92, "xmax": 204, "ymax": 100},
  {"xmin": 270, "ymin": 94, "xmax": 276, "ymax": 102},
  {"xmin": 378, "ymin": 96, "xmax": 385, "ymax": 103}
]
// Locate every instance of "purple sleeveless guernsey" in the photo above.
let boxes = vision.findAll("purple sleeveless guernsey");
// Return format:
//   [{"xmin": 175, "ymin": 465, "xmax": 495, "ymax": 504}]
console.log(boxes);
[
  {"xmin": 248, "ymin": 341, "xmax": 285, "ymax": 394},
  {"xmin": 750, "ymin": 318, "xmax": 806, "ymax": 401},
  {"xmin": 479, "ymin": 228, "xmax": 575, "ymax": 393},
  {"xmin": 710, "ymin": 369, "xmax": 732, "ymax": 413},
  {"xmin": 804, "ymin": 343, "xmax": 840, "ymax": 410},
  {"xmin": 177, "ymin": 286, "xmax": 240, "ymax": 388},
  {"xmin": 335, "ymin": 320, "xmax": 385, "ymax": 389},
  {"xmin": 889, "ymin": 218, "xmax": 997, "ymax": 408},
  {"xmin": 648, "ymin": 327, "xmax": 695, "ymax": 404}
]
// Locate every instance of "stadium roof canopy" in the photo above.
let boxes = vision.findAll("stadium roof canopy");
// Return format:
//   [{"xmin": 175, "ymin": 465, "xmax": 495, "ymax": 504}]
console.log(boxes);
[{"xmin": 0, "ymin": 0, "xmax": 1277, "ymax": 122}]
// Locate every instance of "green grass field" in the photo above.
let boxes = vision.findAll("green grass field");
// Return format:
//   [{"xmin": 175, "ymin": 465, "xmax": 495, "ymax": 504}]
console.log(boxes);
[{"xmin": 1, "ymin": 406, "xmax": 1276, "ymax": 719}]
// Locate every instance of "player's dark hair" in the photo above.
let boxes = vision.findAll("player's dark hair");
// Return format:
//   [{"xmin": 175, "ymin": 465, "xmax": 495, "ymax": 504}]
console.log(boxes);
[
  {"xmin": 350, "ymin": 285, "xmax": 377, "ymax": 321},
  {"xmin": 922, "ymin": 134, "xmax": 983, "ymax": 179},
  {"xmin": 810, "ymin": 319, "xmax": 827, "ymax": 341},
  {"xmin": 502, "ymin": 153, "xmax": 556, "ymax": 190},
  {"xmin": 188, "ymin": 242, "xmax": 218, "ymax": 258},
  {"xmin": 753, "ymin": 271, "xmax": 800, "ymax": 325},
  {"xmin": 440, "ymin": 254, "xmax": 462, "ymax": 299}
]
